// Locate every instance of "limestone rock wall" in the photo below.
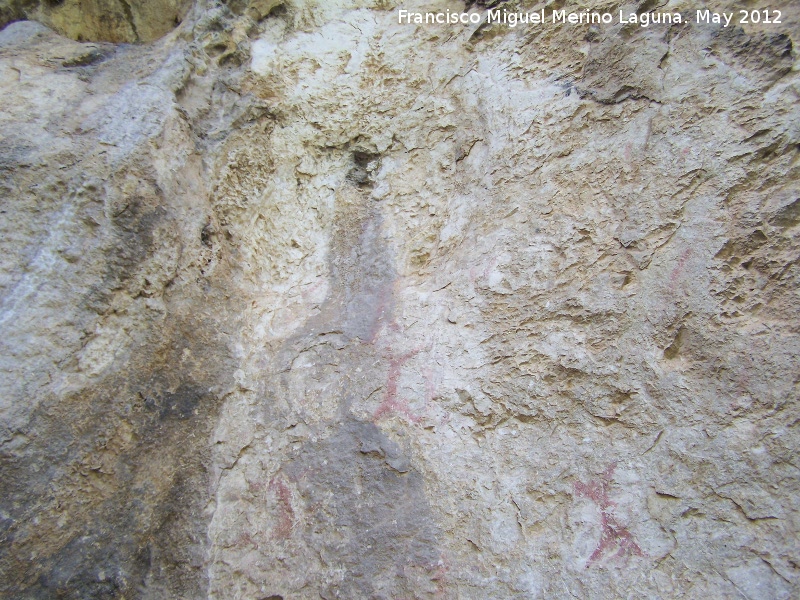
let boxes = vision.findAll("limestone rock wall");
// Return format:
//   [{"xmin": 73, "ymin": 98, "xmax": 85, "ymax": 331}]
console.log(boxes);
[
  {"xmin": 0, "ymin": 1, "xmax": 798, "ymax": 598},
  {"xmin": 0, "ymin": 0, "xmax": 192, "ymax": 43}
]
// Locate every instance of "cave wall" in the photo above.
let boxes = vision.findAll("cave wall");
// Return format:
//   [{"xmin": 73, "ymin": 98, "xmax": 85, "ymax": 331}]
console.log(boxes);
[
  {"xmin": 0, "ymin": 1, "xmax": 799, "ymax": 598},
  {"xmin": 0, "ymin": 0, "xmax": 193, "ymax": 42}
]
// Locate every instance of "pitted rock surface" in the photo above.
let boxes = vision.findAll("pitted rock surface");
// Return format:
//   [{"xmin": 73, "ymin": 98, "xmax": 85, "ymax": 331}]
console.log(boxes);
[{"xmin": 0, "ymin": 1, "xmax": 799, "ymax": 598}]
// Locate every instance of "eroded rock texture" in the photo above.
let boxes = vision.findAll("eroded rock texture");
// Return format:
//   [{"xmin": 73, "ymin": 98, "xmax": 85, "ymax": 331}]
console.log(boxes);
[
  {"xmin": 0, "ymin": 1, "xmax": 799, "ymax": 598},
  {"xmin": 0, "ymin": 0, "xmax": 192, "ymax": 42}
]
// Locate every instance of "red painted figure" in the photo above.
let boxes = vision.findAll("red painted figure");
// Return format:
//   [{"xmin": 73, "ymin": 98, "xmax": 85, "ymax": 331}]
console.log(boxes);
[{"xmin": 574, "ymin": 463, "xmax": 643, "ymax": 566}]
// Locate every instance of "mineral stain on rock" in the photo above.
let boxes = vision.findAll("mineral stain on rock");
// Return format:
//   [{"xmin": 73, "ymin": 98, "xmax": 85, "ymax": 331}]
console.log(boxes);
[
  {"xmin": 329, "ymin": 183, "xmax": 397, "ymax": 343},
  {"xmin": 281, "ymin": 420, "xmax": 442, "ymax": 599}
]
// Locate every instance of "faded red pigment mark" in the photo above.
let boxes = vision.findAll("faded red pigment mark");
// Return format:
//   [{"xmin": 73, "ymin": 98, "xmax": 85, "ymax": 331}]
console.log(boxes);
[
  {"xmin": 574, "ymin": 464, "xmax": 643, "ymax": 567},
  {"xmin": 431, "ymin": 553, "xmax": 452, "ymax": 599},
  {"xmin": 269, "ymin": 477, "xmax": 294, "ymax": 539},
  {"xmin": 624, "ymin": 141, "xmax": 633, "ymax": 161},
  {"xmin": 669, "ymin": 248, "xmax": 693, "ymax": 288},
  {"xmin": 373, "ymin": 348, "xmax": 424, "ymax": 424},
  {"xmin": 247, "ymin": 479, "xmax": 265, "ymax": 495},
  {"xmin": 395, "ymin": 550, "xmax": 450, "ymax": 599},
  {"xmin": 234, "ymin": 531, "xmax": 258, "ymax": 550},
  {"xmin": 423, "ymin": 365, "xmax": 451, "ymax": 427},
  {"xmin": 363, "ymin": 281, "xmax": 397, "ymax": 343},
  {"xmin": 469, "ymin": 256, "xmax": 499, "ymax": 285},
  {"xmin": 423, "ymin": 366, "xmax": 438, "ymax": 404},
  {"xmin": 300, "ymin": 279, "xmax": 325, "ymax": 303}
]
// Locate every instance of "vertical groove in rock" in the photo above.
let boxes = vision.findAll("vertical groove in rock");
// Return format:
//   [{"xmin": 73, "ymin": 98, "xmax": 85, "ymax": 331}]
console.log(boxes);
[{"xmin": 117, "ymin": 0, "xmax": 140, "ymax": 42}]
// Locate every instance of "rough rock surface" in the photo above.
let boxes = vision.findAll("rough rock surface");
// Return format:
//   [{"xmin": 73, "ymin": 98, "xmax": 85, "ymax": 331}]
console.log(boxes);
[
  {"xmin": 0, "ymin": 0, "xmax": 193, "ymax": 43},
  {"xmin": 0, "ymin": 0, "xmax": 799, "ymax": 598}
]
